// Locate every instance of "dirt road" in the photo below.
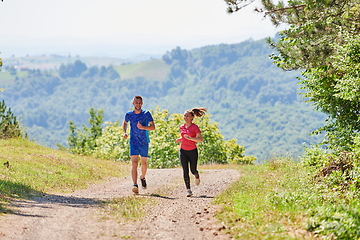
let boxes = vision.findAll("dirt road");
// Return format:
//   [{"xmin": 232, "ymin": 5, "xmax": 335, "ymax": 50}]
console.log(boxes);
[{"xmin": 0, "ymin": 168, "xmax": 239, "ymax": 239}]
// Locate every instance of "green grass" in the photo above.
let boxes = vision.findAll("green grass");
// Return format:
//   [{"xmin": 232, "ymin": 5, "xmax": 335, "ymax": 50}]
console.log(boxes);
[
  {"xmin": 214, "ymin": 159, "xmax": 316, "ymax": 240},
  {"xmin": 0, "ymin": 72, "xmax": 14, "ymax": 81},
  {"xmin": 214, "ymin": 157, "xmax": 360, "ymax": 239},
  {"xmin": 0, "ymin": 71, "xmax": 28, "ymax": 82},
  {"xmin": 100, "ymin": 195, "xmax": 155, "ymax": 221},
  {"xmin": 0, "ymin": 138, "xmax": 129, "ymax": 213},
  {"xmin": 115, "ymin": 59, "xmax": 170, "ymax": 81}
]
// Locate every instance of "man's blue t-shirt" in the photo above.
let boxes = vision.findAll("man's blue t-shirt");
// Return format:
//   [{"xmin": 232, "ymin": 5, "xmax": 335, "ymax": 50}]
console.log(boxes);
[{"xmin": 124, "ymin": 110, "xmax": 154, "ymax": 146}]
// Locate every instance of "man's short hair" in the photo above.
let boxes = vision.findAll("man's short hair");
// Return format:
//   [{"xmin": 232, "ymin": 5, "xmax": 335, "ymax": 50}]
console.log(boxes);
[{"xmin": 133, "ymin": 95, "xmax": 143, "ymax": 101}]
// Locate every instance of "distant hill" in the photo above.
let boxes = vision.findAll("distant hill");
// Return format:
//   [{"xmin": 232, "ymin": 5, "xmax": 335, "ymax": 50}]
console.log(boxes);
[
  {"xmin": 115, "ymin": 60, "xmax": 169, "ymax": 81},
  {"xmin": 0, "ymin": 38, "xmax": 326, "ymax": 161},
  {"xmin": 1, "ymin": 55, "xmax": 159, "ymax": 72}
]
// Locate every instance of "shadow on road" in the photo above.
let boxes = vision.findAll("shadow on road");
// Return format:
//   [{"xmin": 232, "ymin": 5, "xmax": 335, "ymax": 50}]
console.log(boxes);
[{"xmin": 7, "ymin": 193, "xmax": 103, "ymax": 218}]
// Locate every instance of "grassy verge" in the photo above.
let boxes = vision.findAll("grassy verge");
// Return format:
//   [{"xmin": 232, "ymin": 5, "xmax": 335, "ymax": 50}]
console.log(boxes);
[
  {"xmin": 0, "ymin": 138, "xmax": 129, "ymax": 213},
  {"xmin": 215, "ymin": 157, "xmax": 360, "ymax": 239},
  {"xmin": 214, "ymin": 159, "xmax": 318, "ymax": 239}
]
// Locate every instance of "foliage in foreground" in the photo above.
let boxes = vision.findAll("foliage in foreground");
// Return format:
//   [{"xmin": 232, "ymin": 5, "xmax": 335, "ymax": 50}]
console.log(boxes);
[
  {"xmin": 215, "ymin": 156, "xmax": 360, "ymax": 239},
  {"xmin": 299, "ymin": 134, "xmax": 360, "ymax": 239},
  {"xmin": 67, "ymin": 107, "xmax": 256, "ymax": 168}
]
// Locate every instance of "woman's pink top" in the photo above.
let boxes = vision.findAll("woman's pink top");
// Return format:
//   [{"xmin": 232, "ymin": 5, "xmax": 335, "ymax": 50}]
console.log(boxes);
[{"xmin": 179, "ymin": 123, "xmax": 201, "ymax": 150}]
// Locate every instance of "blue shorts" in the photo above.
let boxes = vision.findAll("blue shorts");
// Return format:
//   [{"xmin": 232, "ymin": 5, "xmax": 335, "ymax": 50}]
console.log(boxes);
[{"xmin": 130, "ymin": 144, "xmax": 149, "ymax": 157}]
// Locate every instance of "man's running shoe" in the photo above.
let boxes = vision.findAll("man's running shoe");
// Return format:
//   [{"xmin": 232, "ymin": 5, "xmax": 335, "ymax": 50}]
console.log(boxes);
[
  {"xmin": 195, "ymin": 177, "xmax": 200, "ymax": 186},
  {"xmin": 140, "ymin": 175, "xmax": 147, "ymax": 189},
  {"xmin": 132, "ymin": 184, "xmax": 139, "ymax": 194},
  {"xmin": 186, "ymin": 190, "xmax": 193, "ymax": 197}
]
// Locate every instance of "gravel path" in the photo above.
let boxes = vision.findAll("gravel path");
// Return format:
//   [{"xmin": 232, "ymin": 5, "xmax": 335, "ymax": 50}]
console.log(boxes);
[{"xmin": 0, "ymin": 168, "xmax": 239, "ymax": 240}]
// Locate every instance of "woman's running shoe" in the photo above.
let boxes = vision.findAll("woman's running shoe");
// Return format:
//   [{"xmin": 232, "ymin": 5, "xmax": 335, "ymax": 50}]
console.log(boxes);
[
  {"xmin": 195, "ymin": 177, "xmax": 200, "ymax": 186},
  {"xmin": 186, "ymin": 190, "xmax": 193, "ymax": 197}
]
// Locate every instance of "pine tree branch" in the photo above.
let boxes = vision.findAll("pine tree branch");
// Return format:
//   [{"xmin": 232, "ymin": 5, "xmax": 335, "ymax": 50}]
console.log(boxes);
[{"xmin": 265, "ymin": 4, "xmax": 306, "ymax": 15}]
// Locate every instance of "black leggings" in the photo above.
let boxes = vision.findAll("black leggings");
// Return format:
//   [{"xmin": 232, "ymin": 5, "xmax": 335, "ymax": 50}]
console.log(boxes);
[{"xmin": 180, "ymin": 148, "xmax": 199, "ymax": 189}]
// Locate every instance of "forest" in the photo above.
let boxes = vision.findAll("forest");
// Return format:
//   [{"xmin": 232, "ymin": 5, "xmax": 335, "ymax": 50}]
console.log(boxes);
[{"xmin": 0, "ymin": 37, "xmax": 326, "ymax": 161}]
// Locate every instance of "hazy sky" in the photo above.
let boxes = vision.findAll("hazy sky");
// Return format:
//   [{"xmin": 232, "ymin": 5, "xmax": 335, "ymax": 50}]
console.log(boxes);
[{"xmin": 0, "ymin": 0, "xmax": 284, "ymax": 58}]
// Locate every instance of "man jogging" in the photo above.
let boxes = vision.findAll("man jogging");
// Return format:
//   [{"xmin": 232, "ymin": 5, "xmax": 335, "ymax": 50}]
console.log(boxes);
[{"xmin": 122, "ymin": 95, "xmax": 155, "ymax": 194}]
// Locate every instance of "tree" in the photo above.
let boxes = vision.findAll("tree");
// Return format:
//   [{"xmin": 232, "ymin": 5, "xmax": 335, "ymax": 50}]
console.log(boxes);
[
  {"xmin": 0, "ymin": 99, "xmax": 22, "ymax": 139},
  {"xmin": 80, "ymin": 65, "xmax": 120, "ymax": 80},
  {"xmin": 59, "ymin": 60, "xmax": 87, "ymax": 78},
  {"xmin": 105, "ymin": 65, "xmax": 120, "ymax": 80},
  {"xmin": 224, "ymin": 0, "xmax": 360, "ymax": 150},
  {"xmin": 73, "ymin": 60, "xmax": 87, "ymax": 77},
  {"xmin": 67, "ymin": 107, "xmax": 104, "ymax": 155},
  {"xmin": 0, "ymin": 52, "xmax": 21, "ymax": 138},
  {"xmin": 162, "ymin": 47, "xmax": 191, "ymax": 67},
  {"xmin": 81, "ymin": 66, "xmax": 99, "ymax": 78}
]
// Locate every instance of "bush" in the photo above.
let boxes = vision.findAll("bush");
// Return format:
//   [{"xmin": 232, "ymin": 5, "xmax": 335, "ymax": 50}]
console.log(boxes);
[
  {"xmin": 92, "ymin": 122, "xmax": 130, "ymax": 162},
  {"xmin": 72, "ymin": 107, "xmax": 255, "ymax": 168},
  {"xmin": 307, "ymin": 203, "xmax": 360, "ymax": 239},
  {"xmin": 301, "ymin": 134, "xmax": 360, "ymax": 238},
  {"xmin": 302, "ymin": 145, "xmax": 360, "ymax": 199}
]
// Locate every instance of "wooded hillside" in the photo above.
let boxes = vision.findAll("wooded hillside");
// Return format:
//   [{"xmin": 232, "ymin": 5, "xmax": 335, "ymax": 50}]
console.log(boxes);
[{"xmin": 0, "ymin": 37, "xmax": 326, "ymax": 161}]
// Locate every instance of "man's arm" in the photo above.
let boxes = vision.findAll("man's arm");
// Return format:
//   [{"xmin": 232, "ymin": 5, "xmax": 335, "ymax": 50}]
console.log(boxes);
[
  {"xmin": 137, "ymin": 121, "xmax": 155, "ymax": 131},
  {"xmin": 148, "ymin": 121, "xmax": 155, "ymax": 130},
  {"xmin": 122, "ymin": 120, "xmax": 128, "ymax": 139}
]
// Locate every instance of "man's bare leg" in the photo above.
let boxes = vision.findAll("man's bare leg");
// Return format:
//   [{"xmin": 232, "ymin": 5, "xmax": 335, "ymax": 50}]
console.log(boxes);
[
  {"xmin": 140, "ymin": 157, "xmax": 148, "ymax": 178},
  {"xmin": 131, "ymin": 155, "xmax": 139, "ymax": 183},
  {"xmin": 140, "ymin": 156, "xmax": 148, "ymax": 188},
  {"xmin": 131, "ymin": 155, "xmax": 139, "ymax": 193}
]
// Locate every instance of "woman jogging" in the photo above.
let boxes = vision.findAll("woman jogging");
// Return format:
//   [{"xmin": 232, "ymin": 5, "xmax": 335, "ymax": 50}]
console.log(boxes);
[{"xmin": 176, "ymin": 107, "xmax": 207, "ymax": 197}]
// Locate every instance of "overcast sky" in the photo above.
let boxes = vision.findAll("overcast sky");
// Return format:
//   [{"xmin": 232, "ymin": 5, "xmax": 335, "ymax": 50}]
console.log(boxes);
[{"xmin": 0, "ymin": 0, "xmax": 284, "ymax": 58}]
